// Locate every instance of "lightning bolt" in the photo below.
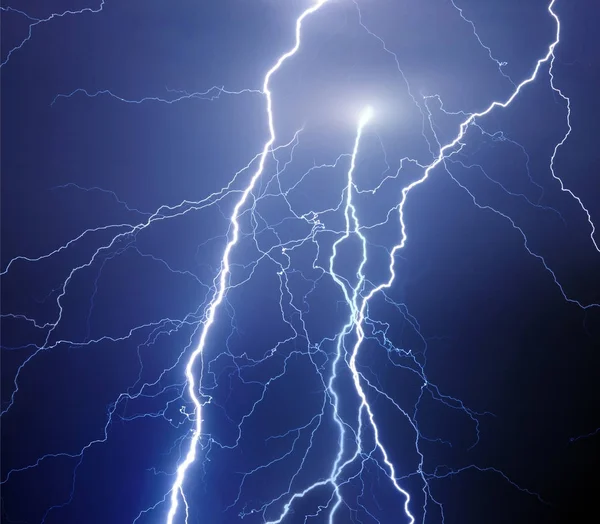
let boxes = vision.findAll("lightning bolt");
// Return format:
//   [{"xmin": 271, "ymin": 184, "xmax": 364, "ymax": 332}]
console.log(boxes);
[
  {"xmin": 165, "ymin": 2, "xmax": 331, "ymax": 522},
  {"xmin": 1, "ymin": 0, "xmax": 598, "ymax": 523},
  {"xmin": 1, "ymin": 3, "xmax": 106, "ymax": 68}
]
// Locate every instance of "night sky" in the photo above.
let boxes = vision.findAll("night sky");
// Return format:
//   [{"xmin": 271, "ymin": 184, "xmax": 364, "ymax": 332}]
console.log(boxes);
[{"xmin": 2, "ymin": 1, "xmax": 599, "ymax": 523}]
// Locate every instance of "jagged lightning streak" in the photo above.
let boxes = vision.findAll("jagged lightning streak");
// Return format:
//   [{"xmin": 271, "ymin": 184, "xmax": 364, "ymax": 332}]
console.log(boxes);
[
  {"xmin": 2, "ymin": 0, "xmax": 598, "ymax": 522},
  {"xmin": 449, "ymin": 0, "xmax": 514, "ymax": 86},
  {"xmin": 165, "ymin": 2, "xmax": 330, "ymax": 522},
  {"xmin": 385, "ymin": 0, "xmax": 598, "ymax": 302},
  {"xmin": 342, "ymin": 111, "xmax": 416, "ymax": 523},
  {"xmin": 327, "ymin": 105, "xmax": 416, "ymax": 522},
  {"xmin": 1, "ymin": 3, "xmax": 105, "ymax": 68},
  {"xmin": 548, "ymin": 53, "xmax": 599, "ymax": 253},
  {"xmin": 258, "ymin": 104, "xmax": 418, "ymax": 524}
]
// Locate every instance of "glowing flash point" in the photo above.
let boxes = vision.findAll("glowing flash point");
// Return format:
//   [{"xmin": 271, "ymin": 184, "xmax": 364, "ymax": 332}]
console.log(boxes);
[{"xmin": 359, "ymin": 105, "xmax": 374, "ymax": 127}]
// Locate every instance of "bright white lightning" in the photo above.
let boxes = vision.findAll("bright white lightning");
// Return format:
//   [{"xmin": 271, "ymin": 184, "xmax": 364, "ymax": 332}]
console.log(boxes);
[
  {"xmin": 165, "ymin": 1, "xmax": 330, "ymax": 522},
  {"xmin": 358, "ymin": 105, "xmax": 374, "ymax": 127},
  {"xmin": 263, "ymin": 102, "xmax": 413, "ymax": 524},
  {"xmin": 2, "ymin": 0, "xmax": 598, "ymax": 522},
  {"xmin": 328, "ymin": 104, "xmax": 416, "ymax": 523}
]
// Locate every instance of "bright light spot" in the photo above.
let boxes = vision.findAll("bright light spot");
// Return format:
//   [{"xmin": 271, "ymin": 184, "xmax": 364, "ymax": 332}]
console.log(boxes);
[{"xmin": 359, "ymin": 105, "xmax": 374, "ymax": 126}]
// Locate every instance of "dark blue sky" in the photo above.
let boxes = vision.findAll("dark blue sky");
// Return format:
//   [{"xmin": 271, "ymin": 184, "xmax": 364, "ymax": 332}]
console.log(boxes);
[{"xmin": 2, "ymin": 1, "xmax": 599, "ymax": 523}]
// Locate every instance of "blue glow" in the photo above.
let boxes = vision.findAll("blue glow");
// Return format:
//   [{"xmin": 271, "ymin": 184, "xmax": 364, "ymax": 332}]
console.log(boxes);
[{"xmin": 2, "ymin": 1, "xmax": 598, "ymax": 523}]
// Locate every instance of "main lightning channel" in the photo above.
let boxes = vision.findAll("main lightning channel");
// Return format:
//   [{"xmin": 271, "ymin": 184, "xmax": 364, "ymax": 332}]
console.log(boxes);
[{"xmin": 164, "ymin": 2, "xmax": 330, "ymax": 522}]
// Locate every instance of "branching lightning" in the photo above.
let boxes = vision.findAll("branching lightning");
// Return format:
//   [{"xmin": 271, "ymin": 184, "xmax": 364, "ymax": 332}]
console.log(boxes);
[
  {"xmin": 2, "ymin": 0, "xmax": 598, "ymax": 523},
  {"xmin": 165, "ymin": 3, "xmax": 331, "ymax": 521}
]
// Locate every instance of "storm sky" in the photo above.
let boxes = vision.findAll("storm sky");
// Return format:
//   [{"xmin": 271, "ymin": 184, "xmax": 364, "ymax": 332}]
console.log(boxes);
[{"xmin": 2, "ymin": 1, "xmax": 599, "ymax": 523}]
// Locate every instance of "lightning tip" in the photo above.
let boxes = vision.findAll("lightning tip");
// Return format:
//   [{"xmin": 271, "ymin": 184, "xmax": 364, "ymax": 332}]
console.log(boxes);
[{"xmin": 359, "ymin": 105, "xmax": 374, "ymax": 125}]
